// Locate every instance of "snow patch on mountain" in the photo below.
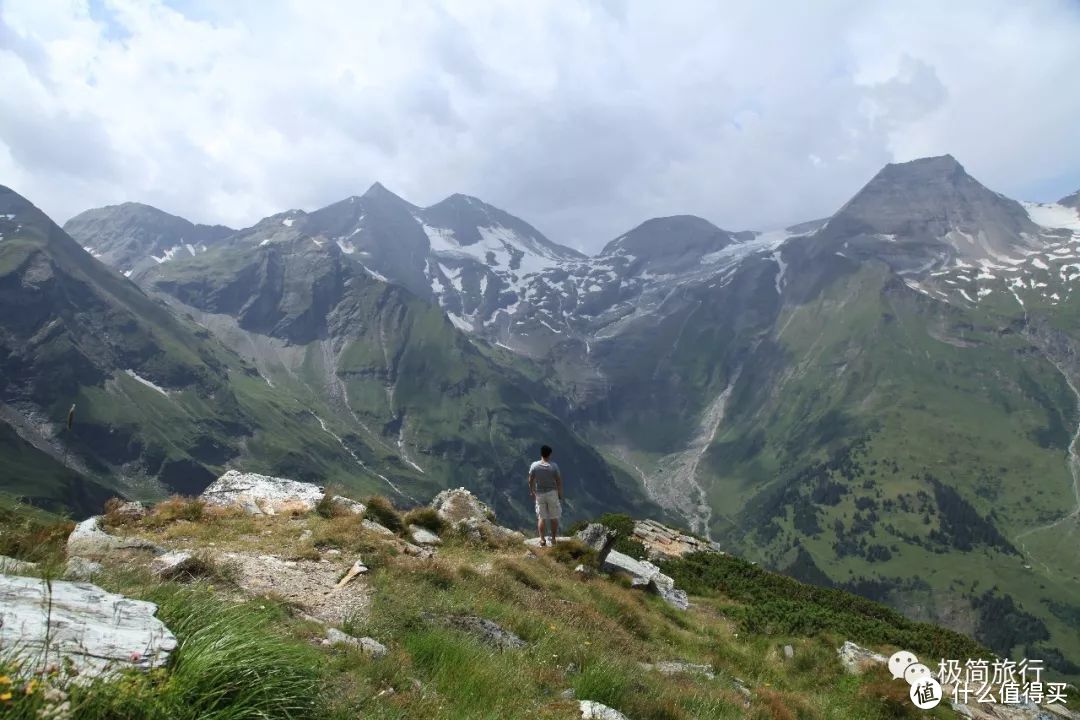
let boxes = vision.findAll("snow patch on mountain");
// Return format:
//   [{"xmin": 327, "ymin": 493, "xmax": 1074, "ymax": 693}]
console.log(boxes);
[
  {"xmin": 1024, "ymin": 201, "xmax": 1080, "ymax": 231},
  {"xmin": 124, "ymin": 370, "xmax": 170, "ymax": 397}
]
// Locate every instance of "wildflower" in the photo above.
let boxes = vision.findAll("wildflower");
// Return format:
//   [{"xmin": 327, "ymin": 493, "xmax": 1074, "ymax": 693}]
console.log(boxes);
[
  {"xmin": 0, "ymin": 676, "xmax": 10, "ymax": 685},
  {"xmin": 25, "ymin": 678, "xmax": 39, "ymax": 694},
  {"xmin": 0, "ymin": 691, "xmax": 12, "ymax": 702}
]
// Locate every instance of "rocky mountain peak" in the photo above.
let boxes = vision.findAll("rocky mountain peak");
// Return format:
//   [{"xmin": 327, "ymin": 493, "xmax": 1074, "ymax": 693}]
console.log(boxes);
[
  {"xmin": 819, "ymin": 154, "xmax": 1042, "ymax": 267},
  {"xmin": 1059, "ymin": 189, "xmax": 1080, "ymax": 209}
]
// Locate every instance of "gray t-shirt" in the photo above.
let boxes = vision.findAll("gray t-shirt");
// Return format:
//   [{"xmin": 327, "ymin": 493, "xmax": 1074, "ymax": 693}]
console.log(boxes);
[{"xmin": 529, "ymin": 460, "xmax": 561, "ymax": 494}]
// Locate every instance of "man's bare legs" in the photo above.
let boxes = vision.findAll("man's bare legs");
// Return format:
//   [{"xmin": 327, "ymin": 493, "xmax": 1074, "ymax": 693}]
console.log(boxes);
[
  {"xmin": 549, "ymin": 518, "xmax": 559, "ymax": 546},
  {"xmin": 537, "ymin": 518, "xmax": 547, "ymax": 546}
]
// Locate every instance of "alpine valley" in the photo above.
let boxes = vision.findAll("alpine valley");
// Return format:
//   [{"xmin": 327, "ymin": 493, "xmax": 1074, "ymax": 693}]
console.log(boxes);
[{"xmin": 4, "ymin": 155, "xmax": 1080, "ymax": 677}]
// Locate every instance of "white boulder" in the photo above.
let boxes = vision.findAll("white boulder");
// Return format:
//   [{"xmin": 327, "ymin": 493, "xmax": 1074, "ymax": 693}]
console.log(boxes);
[
  {"xmin": 0, "ymin": 574, "xmax": 177, "ymax": 679},
  {"xmin": 66, "ymin": 516, "xmax": 160, "ymax": 557},
  {"xmin": 580, "ymin": 700, "xmax": 631, "ymax": 719},
  {"xmin": 409, "ymin": 525, "xmax": 442, "ymax": 545},
  {"xmin": 200, "ymin": 470, "xmax": 324, "ymax": 515}
]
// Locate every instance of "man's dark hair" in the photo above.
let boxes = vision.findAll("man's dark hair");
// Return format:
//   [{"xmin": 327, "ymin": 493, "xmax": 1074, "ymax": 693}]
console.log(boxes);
[{"xmin": 540, "ymin": 445, "xmax": 553, "ymax": 459}]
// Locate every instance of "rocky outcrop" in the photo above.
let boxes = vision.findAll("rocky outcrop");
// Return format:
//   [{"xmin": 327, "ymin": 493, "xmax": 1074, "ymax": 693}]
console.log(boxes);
[
  {"xmin": 431, "ymin": 487, "xmax": 496, "ymax": 525},
  {"xmin": 575, "ymin": 524, "xmax": 617, "ymax": 564},
  {"xmin": 330, "ymin": 496, "xmax": 366, "ymax": 515},
  {"xmin": 200, "ymin": 470, "xmax": 324, "ymax": 515},
  {"xmin": 0, "ymin": 574, "xmax": 177, "ymax": 679},
  {"xmin": 602, "ymin": 550, "xmax": 689, "ymax": 610},
  {"xmin": 409, "ymin": 525, "xmax": 442, "ymax": 545},
  {"xmin": 837, "ymin": 641, "xmax": 888, "ymax": 674},
  {"xmin": 63, "ymin": 557, "xmax": 102, "ymax": 581},
  {"xmin": 66, "ymin": 516, "xmax": 161, "ymax": 557},
  {"xmin": 580, "ymin": 700, "xmax": 630, "ymax": 719},
  {"xmin": 151, "ymin": 551, "xmax": 210, "ymax": 580},
  {"xmin": 638, "ymin": 661, "xmax": 715, "ymax": 679},
  {"xmin": 430, "ymin": 487, "xmax": 523, "ymax": 544},
  {"xmin": 324, "ymin": 628, "xmax": 387, "ymax": 658},
  {"xmin": 423, "ymin": 613, "xmax": 525, "ymax": 650},
  {"xmin": 631, "ymin": 519, "xmax": 724, "ymax": 562},
  {"xmin": 0, "ymin": 555, "xmax": 37, "ymax": 575}
]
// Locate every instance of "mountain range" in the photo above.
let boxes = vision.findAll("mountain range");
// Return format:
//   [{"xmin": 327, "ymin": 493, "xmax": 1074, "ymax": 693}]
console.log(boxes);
[{"xmin": 3, "ymin": 154, "xmax": 1079, "ymax": 677}]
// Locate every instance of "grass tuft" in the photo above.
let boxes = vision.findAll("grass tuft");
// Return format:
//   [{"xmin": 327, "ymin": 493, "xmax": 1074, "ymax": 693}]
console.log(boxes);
[{"xmin": 363, "ymin": 496, "xmax": 405, "ymax": 535}]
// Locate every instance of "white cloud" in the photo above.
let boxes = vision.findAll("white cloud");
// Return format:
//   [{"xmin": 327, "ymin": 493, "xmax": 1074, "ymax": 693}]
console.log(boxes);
[{"xmin": 0, "ymin": 0, "xmax": 1077, "ymax": 252}]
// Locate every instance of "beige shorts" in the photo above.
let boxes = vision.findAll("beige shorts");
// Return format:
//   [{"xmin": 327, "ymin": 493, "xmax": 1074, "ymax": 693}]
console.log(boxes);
[{"xmin": 535, "ymin": 490, "xmax": 561, "ymax": 521}]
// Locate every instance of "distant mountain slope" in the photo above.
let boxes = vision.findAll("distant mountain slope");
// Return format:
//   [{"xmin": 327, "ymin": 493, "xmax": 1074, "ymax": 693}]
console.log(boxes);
[
  {"xmin": 6, "ymin": 185, "xmax": 655, "ymax": 526},
  {"xmin": 63, "ymin": 202, "xmax": 233, "ymax": 278},
  {"xmin": 60, "ymin": 156, "xmax": 1080, "ymax": 676}
]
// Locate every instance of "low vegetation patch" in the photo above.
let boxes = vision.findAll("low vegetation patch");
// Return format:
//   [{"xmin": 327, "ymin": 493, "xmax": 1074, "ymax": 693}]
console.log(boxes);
[
  {"xmin": 363, "ymin": 495, "xmax": 405, "ymax": 534},
  {"xmin": 402, "ymin": 506, "xmax": 446, "ymax": 534},
  {"xmin": 659, "ymin": 551, "xmax": 990, "ymax": 663}
]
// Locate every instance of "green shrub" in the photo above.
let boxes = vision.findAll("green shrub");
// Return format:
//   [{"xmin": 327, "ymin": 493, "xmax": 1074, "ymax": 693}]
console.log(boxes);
[
  {"xmin": 402, "ymin": 507, "xmax": 446, "ymax": 534},
  {"xmin": 659, "ymin": 552, "xmax": 990, "ymax": 663},
  {"xmin": 363, "ymin": 496, "xmax": 405, "ymax": 534},
  {"xmin": 547, "ymin": 539, "xmax": 597, "ymax": 567}
]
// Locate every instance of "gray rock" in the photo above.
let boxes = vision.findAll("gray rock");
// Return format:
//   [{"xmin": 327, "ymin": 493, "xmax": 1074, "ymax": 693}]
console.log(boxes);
[
  {"xmin": 560, "ymin": 688, "xmax": 576, "ymax": 700},
  {"xmin": 837, "ymin": 641, "xmax": 888, "ymax": 674},
  {"xmin": 580, "ymin": 700, "xmax": 630, "ymax": 719},
  {"xmin": 361, "ymin": 519, "xmax": 395, "ymax": 536},
  {"xmin": 325, "ymin": 628, "xmax": 388, "ymax": 658},
  {"xmin": 431, "ymin": 487, "xmax": 495, "ymax": 525},
  {"xmin": 109, "ymin": 501, "xmax": 147, "ymax": 522},
  {"xmin": 574, "ymin": 523, "xmax": 618, "ymax": 564},
  {"xmin": 400, "ymin": 542, "xmax": 436, "ymax": 559},
  {"xmin": 330, "ymin": 496, "xmax": 366, "ymax": 515},
  {"xmin": 200, "ymin": 470, "xmax": 324, "ymax": 515},
  {"xmin": 0, "ymin": 573, "xmax": 177, "ymax": 679},
  {"xmin": 601, "ymin": 550, "xmax": 688, "ymax": 609},
  {"xmin": 409, "ymin": 525, "xmax": 442, "ymax": 545},
  {"xmin": 0, "ymin": 555, "xmax": 37, "ymax": 575},
  {"xmin": 150, "ymin": 551, "xmax": 207, "ymax": 580},
  {"xmin": 63, "ymin": 556, "xmax": 102, "ymax": 580},
  {"xmin": 639, "ymin": 661, "xmax": 715, "ymax": 679},
  {"xmin": 66, "ymin": 516, "xmax": 161, "ymax": 557},
  {"xmin": 423, "ymin": 613, "xmax": 525, "ymax": 650},
  {"xmin": 783, "ymin": 644, "xmax": 794, "ymax": 660}
]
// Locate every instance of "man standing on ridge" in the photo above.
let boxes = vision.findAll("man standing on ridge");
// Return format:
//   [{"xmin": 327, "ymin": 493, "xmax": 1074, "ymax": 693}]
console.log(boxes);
[{"xmin": 529, "ymin": 445, "xmax": 563, "ymax": 547}]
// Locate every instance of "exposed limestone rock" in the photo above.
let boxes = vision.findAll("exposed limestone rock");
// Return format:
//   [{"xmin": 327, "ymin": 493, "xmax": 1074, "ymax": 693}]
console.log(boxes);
[
  {"xmin": 836, "ymin": 641, "xmax": 888, "ymax": 674},
  {"xmin": 431, "ymin": 487, "xmax": 495, "ymax": 525},
  {"xmin": 330, "ymin": 495, "xmax": 366, "ymax": 515},
  {"xmin": 638, "ymin": 661, "xmax": 715, "ymax": 679},
  {"xmin": 574, "ymin": 524, "xmax": 618, "ymax": 564},
  {"xmin": 631, "ymin": 519, "xmax": 724, "ymax": 562},
  {"xmin": 0, "ymin": 555, "xmax": 37, "ymax": 574},
  {"xmin": 66, "ymin": 516, "xmax": 161, "ymax": 557},
  {"xmin": 580, "ymin": 700, "xmax": 630, "ymax": 719},
  {"xmin": 423, "ymin": 613, "xmax": 525, "ymax": 650},
  {"xmin": 63, "ymin": 557, "xmax": 102, "ymax": 581},
  {"xmin": 200, "ymin": 470, "xmax": 324, "ymax": 515},
  {"xmin": 601, "ymin": 550, "xmax": 688, "ymax": 609},
  {"xmin": 408, "ymin": 525, "xmax": 442, "ymax": 545},
  {"xmin": 361, "ymin": 519, "xmax": 395, "ymax": 536},
  {"xmin": 324, "ymin": 628, "xmax": 387, "ymax": 658},
  {"xmin": 150, "ymin": 551, "xmax": 208, "ymax": 580},
  {"xmin": 0, "ymin": 574, "xmax": 177, "ymax": 679}
]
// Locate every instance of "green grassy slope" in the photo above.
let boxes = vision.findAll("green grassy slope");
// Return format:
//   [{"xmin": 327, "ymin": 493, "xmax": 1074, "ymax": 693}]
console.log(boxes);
[{"xmin": 697, "ymin": 256, "xmax": 1080, "ymax": 678}]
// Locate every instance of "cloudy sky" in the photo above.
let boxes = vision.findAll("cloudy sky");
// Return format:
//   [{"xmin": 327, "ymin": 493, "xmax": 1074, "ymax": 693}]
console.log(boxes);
[{"xmin": 1, "ymin": 0, "xmax": 1078, "ymax": 252}]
